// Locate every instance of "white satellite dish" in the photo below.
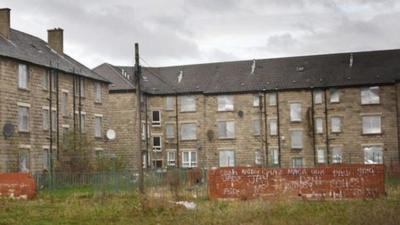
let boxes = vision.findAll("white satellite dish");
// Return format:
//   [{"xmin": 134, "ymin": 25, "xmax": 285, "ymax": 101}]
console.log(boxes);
[{"xmin": 106, "ymin": 129, "xmax": 116, "ymax": 140}]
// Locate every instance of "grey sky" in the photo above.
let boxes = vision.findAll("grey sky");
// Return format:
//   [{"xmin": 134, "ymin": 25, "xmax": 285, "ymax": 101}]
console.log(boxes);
[{"xmin": 2, "ymin": 0, "xmax": 400, "ymax": 68}]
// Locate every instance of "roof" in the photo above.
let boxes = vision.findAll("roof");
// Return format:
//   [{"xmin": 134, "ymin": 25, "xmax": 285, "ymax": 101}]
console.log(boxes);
[
  {"xmin": 95, "ymin": 49, "xmax": 400, "ymax": 95},
  {"xmin": 0, "ymin": 29, "xmax": 109, "ymax": 83},
  {"xmin": 93, "ymin": 63, "xmax": 135, "ymax": 91}
]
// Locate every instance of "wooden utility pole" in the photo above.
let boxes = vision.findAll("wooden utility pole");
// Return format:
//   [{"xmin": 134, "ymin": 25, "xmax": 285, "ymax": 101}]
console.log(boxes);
[{"xmin": 135, "ymin": 43, "xmax": 144, "ymax": 194}]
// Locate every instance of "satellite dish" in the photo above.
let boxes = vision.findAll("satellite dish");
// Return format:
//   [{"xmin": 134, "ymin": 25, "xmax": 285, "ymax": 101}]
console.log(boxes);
[
  {"xmin": 106, "ymin": 129, "xmax": 116, "ymax": 140},
  {"xmin": 3, "ymin": 123, "xmax": 15, "ymax": 138}
]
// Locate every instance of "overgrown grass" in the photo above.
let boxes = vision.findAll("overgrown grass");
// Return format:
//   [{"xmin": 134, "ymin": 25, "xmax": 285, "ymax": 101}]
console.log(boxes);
[{"xmin": 1, "ymin": 181, "xmax": 399, "ymax": 225}]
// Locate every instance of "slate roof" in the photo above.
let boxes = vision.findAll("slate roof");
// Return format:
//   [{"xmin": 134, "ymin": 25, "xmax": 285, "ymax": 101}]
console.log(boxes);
[
  {"xmin": 95, "ymin": 49, "xmax": 400, "ymax": 95},
  {"xmin": 0, "ymin": 29, "xmax": 109, "ymax": 83},
  {"xmin": 93, "ymin": 63, "xmax": 135, "ymax": 91}
]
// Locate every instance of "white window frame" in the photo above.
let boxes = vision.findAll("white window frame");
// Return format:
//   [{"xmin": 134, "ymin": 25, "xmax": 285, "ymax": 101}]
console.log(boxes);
[
  {"xmin": 152, "ymin": 110, "xmax": 161, "ymax": 127},
  {"xmin": 18, "ymin": 147, "xmax": 30, "ymax": 173},
  {"xmin": 330, "ymin": 88, "xmax": 340, "ymax": 103},
  {"xmin": 363, "ymin": 145, "xmax": 383, "ymax": 164},
  {"xmin": 269, "ymin": 93, "xmax": 277, "ymax": 106},
  {"xmin": 18, "ymin": 64, "xmax": 28, "ymax": 89},
  {"xmin": 253, "ymin": 95, "xmax": 260, "ymax": 107},
  {"xmin": 270, "ymin": 147, "xmax": 279, "ymax": 165},
  {"xmin": 180, "ymin": 95, "xmax": 196, "ymax": 112},
  {"xmin": 331, "ymin": 116, "xmax": 342, "ymax": 133},
  {"xmin": 361, "ymin": 86, "xmax": 380, "ymax": 105},
  {"xmin": 269, "ymin": 118, "xmax": 278, "ymax": 136},
  {"xmin": 317, "ymin": 146, "xmax": 326, "ymax": 163},
  {"xmin": 152, "ymin": 135, "xmax": 162, "ymax": 151},
  {"xmin": 217, "ymin": 95, "xmax": 234, "ymax": 111},
  {"xmin": 180, "ymin": 123, "xmax": 197, "ymax": 140},
  {"xmin": 167, "ymin": 150, "xmax": 176, "ymax": 166},
  {"xmin": 253, "ymin": 119, "xmax": 261, "ymax": 136},
  {"xmin": 292, "ymin": 157, "xmax": 304, "ymax": 168},
  {"xmin": 94, "ymin": 114, "xmax": 103, "ymax": 138},
  {"xmin": 315, "ymin": 118, "xmax": 323, "ymax": 134},
  {"xmin": 165, "ymin": 123, "xmax": 175, "ymax": 139},
  {"xmin": 290, "ymin": 102, "xmax": 302, "ymax": 122},
  {"xmin": 95, "ymin": 82, "xmax": 102, "ymax": 103},
  {"xmin": 290, "ymin": 129, "xmax": 303, "ymax": 149},
  {"xmin": 219, "ymin": 149, "xmax": 235, "ymax": 167},
  {"xmin": 217, "ymin": 121, "xmax": 235, "ymax": 139},
  {"xmin": 17, "ymin": 103, "xmax": 30, "ymax": 132},
  {"xmin": 165, "ymin": 96, "xmax": 175, "ymax": 111},
  {"xmin": 314, "ymin": 90, "xmax": 323, "ymax": 104},
  {"xmin": 182, "ymin": 150, "xmax": 197, "ymax": 168},
  {"xmin": 331, "ymin": 146, "xmax": 343, "ymax": 163},
  {"xmin": 255, "ymin": 150, "xmax": 263, "ymax": 165},
  {"xmin": 362, "ymin": 115, "xmax": 381, "ymax": 134}
]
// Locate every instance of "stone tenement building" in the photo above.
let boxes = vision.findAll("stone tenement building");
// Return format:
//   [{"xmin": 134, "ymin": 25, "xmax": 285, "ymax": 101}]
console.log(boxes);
[
  {"xmin": 95, "ymin": 49, "xmax": 400, "ymax": 170},
  {"xmin": 0, "ymin": 8, "xmax": 110, "ymax": 173}
]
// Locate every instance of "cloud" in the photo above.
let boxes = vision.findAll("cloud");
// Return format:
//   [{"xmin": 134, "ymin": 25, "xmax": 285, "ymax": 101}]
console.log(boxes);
[{"xmin": 1, "ymin": 0, "xmax": 400, "ymax": 68}]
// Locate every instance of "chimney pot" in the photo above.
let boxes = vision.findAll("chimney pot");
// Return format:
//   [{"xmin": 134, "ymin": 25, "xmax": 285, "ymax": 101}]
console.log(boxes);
[
  {"xmin": 47, "ymin": 28, "xmax": 64, "ymax": 53},
  {"xmin": 0, "ymin": 8, "xmax": 11, "ymax": 40}
]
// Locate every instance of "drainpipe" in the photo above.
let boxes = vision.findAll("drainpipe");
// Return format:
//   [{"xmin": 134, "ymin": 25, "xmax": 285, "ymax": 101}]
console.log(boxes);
[
  {"xmin": 276, "ymin": 91, "xmax": 282, "ymax": 168},
  {"xmin": 262, "ymin": 92, "xmax": 268, "ymax": 167},
  {"xmin": 56, "ymin": 69, "xmax": 60, "ymax": 160},
  {"xmin": 175, "ymin": 94, "xmax": 180, "ymax": 168},
  {"xmin": 311, "ymin": 89, "xmax": 316, "ymax": 166},
  {"xmin": 324, "ymin": 89, "xmax": 330, "ymax": 164},
  {"xmin": 395, "ymin": 83, "xmax": 400, "ymax": 163},
  {"xmin": 144, "ymin": 94, "xmax": 149, "ymax": 168}
]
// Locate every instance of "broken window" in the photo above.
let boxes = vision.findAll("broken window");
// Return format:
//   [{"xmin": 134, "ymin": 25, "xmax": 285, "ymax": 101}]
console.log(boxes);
[
  {"xmin": 217, "ymin": 95, "xmax": 234, "ymax": 111},
  {"xmin": 361, "ymin": 86, "xmax": 380, "ymax": 105}
]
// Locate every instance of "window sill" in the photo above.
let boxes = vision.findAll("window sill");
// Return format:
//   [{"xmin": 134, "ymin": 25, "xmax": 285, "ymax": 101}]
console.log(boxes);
[
  {"xmin": 290, "ymin": 120, "xmax": 302, "ymax": 123},
  {"xmin": 361, "ymin": 132, "xmax": 382, "ymax": 136},
  {"xmin": 180, "ymin": 110, "xmax": 197, "ymax": 113},
  {"xmin": 291, "ymin": 147, "xmax": 303, "ymax": 150},
  {"xmin": 94, "ymin": 136, "xmax": 103, "ymax": 139},
  {"xmin": 218, "ymin": 137, "xmax": 236, "ymax": 140},
  {"xmin": 18, "ymin": 131, "xmax": 30, "ymax": 134},
  {"xmin": 18, "ymin": 88, "xmax": 30, "ymax": 92},
  {"xmin": 217, "ymin": 110, "xmax": 234, "ymax": 112},
  {"xmin": 331, "ymin": 131, "xmax": 342, "ymax": 134},
  {"xmin": 330, "ymin": 101, "xmax": 340, "ymax": 104},
  {"xmin": 361, "ymin": 103, "xmax": 380, "ymax": 106},
  {"xmin": 94, "ymin": 102, "xmax": 103, "ymax": 105},
  {"xmin": 151, "ymin": 124, "xmax": 161, "ymax": 127},
  {"xmin": 181, "ymin": 139, "xmax": 198, "ymax": 141}
]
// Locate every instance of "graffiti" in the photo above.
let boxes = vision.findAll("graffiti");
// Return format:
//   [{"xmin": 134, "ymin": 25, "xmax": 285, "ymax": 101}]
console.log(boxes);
[{"xmin": 208, "ymin": 165, "xmax": 385, "ymax": 200}]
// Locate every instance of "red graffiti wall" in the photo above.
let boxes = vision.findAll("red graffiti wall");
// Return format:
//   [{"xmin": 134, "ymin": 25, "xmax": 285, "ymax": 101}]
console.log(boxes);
[{"xmin": 0, "ymin": 173, "xmax": 37, "ymax": 200}]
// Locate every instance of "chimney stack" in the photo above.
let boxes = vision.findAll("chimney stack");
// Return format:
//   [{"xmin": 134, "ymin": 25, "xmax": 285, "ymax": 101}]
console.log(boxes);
[
  {"xmin": 0, "ymin": 8, "xmax": 11, "ymax": 39},
  {"xmin": 47, "ymin": 28, "xmax": 64, "ymax": 53}
]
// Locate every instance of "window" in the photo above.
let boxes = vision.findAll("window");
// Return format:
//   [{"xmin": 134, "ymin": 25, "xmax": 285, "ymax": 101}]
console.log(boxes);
[
  {"xmin": 18, "ymin": 64, "xmax": 28, "ymax": 89},
  {"xmin": 219, "ymin": 150, "xmax": 235, "ymax": 167},
  {"xmin": 181, "ymin": 123, "xmax": 197, "ymax": 140},
  {"xmin": 269, "ymin": 93, "xmax": 277, "ymax": 106},
  {"xmin": 165, "ymin": 96, "xmax": 175, "ymax": 111},
  {"xmin": 317, "ymin": 147, "xmax": 326, "ymax": 163},
  {"xmin": 253, "ymin": 119, "xmax": 261, "ymax": 136},
  {"xmin": 62, "ymin": 91, "xmax": 68, "ymax": 116},
  {"xmin": 95, "ymin": 149, "xmax": 104, "ymax": 159},
  {"xmin": 269, "ymin": 119, "xmax": 277, "ymax": 136},
  {"xmin": 152, "ymin": 110, "xmax": 161, "ymax": 126},
  {"xmin": 167, "ymin": 151, "xmax": 176, "ymax": 166},
  {"xmin": 51, "ymin": 73, "xmax": 56, "ymax": 92},
  {"xmin": 43, "ymin": 148, "xmax": 49, "ymax": 169},
  {"xmin": 79, "ymin": 113, "xmax": 86, "ymax": 133},
  {"xmin": 95, "ymin": 116, "xmax": 103, "ymax": 137},
  {"xmin": 152, "ymin": 136, "xmax": 162, "ymax": 151},
  {"xmin": 292, "ymin": 158, "xmax": 303, "ymax": 168},
  {"xmin": 217, "ymin": 95, "xmax": 234, "ymax": 111},
  {"xmin": 331, "ymin": 146, "xmax": 343, "ymax": 163},
  {"xmin": 182, "ymin": 150, "xmax": 197, "ymax": 168},
  {"xmin": 18, "ymin": 105, "xmax": 29, "ymax": 132},
  {"xmin": 180, "ymin": 95, "xmax": 196, "ymax": 112},
  {"xmin": 218, "ymin": 121, "xmax": 235, "ymax": 139},
  {"xmin": 255, "ymin": 150, "xmax": 263, "ymax": 165},
  {"xmin": 19, "ymin": 149, "xmax": 30, "ymax": 172},
  {"xmin": 271, "ymin": 147, "xmax": 279, "ymax": 165},
  {"xmin": 314, "ymin": 90, "xmax": 323, "ymax": 104},
  {"xmin": 253, "ymin": 95, "xmax": 260, "ymax": 107},
  {"xmin": 331, "ymin": 117, "xmax": 342, "ymax": 133},
  {"xmin": 152, "ymin": 160, "xmax": 163, "ymax": 168},
  {"xmin": 315, "ymin": 118, "xmax": 323, "ymax": 134},
  {"xmin": 290, "ymin": 130, "xmax": 303, "ymax": 149},
  {"xmin": 42, "ymin": 71, "xmax": 49, "ymax": 90},
  {"xmin": 80, "ymin": 79, "xmax": 85, "ymax": 97},
  {"xmin": 43, "ymin": 109, "xmax": 49, "ymax": 130},
  {"xmin": 290, "ymin": 103, "xmax": 302, "ymax": 122},
  {"xmin": 362, "ymin": 115, "xmax": 381, "ymax": 134},
  {"xmin": 166, "ymin": 124, "xmax": 175, "ymax": 139},
  {"xmin": 95, "ymin": 82, "xmax": 102, "ymax": 103},
  {"xmin": 361, "ymin": 86, "xmax": 380, "ymax": 105},
  {"xmin": 330, "ymin": 88, "xmax": 340, "ymax": 103},
  {"xmin": 363, "ymin": 145, "xmax": 383, "ymax": 164},
  {"xmin": 51, "ymin": 110, "xmax": 57, "ymax": 132}
]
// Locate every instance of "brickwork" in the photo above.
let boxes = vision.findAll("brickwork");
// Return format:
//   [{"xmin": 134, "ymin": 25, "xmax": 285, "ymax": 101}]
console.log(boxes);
[
  {"xmin": 0, "ymin": 57, "xmax": 110, "ymax": 173},
  {"xmin": 208, "ymin": 165, "xmax": 385, "ymax": 200},
  {"xmin": 0, "ymin": 173, "xmax": 37, "ymax": 199}
]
